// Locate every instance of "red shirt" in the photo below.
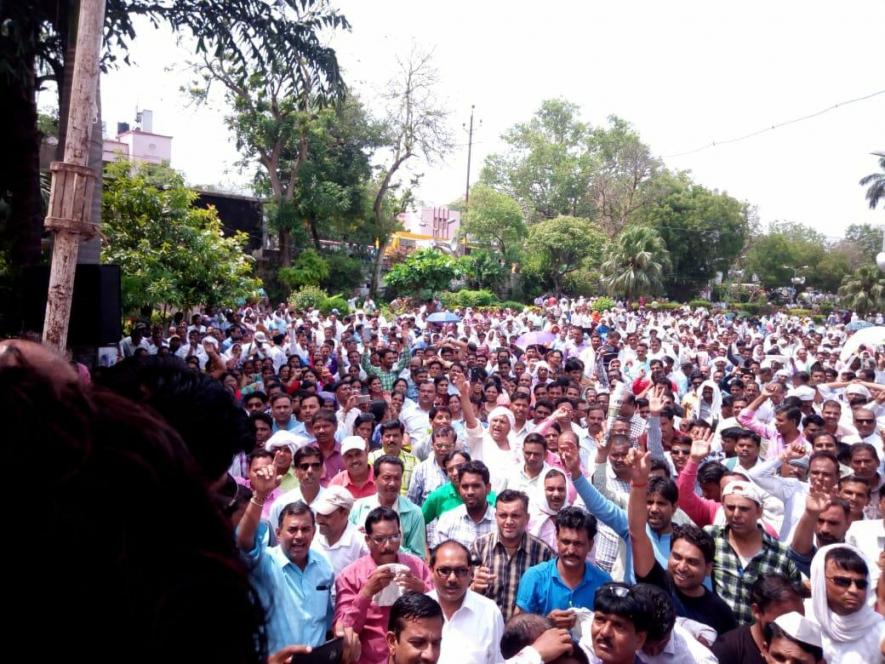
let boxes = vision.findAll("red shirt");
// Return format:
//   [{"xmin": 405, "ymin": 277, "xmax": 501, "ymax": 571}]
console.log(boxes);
[{"xmin": 329, "ymin": 467, "xmax": 377, "ymax": 500}]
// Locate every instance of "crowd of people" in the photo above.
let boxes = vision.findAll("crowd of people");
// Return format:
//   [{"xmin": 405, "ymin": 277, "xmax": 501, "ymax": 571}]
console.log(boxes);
[{"xmin": 9, "ymin": 295, "xmax": 885, "ymax": 664}]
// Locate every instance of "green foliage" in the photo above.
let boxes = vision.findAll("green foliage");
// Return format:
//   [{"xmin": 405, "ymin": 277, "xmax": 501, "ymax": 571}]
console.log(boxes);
[
  {"xmin": 563, "ymin": 269, "xmax": 602, "ymax": 297},
  {"xmin": 522, "ymin": 216, "xmax": 606, "ymax": 294},
  {"xmin": 732, "ymin": 302, "xmax": 775, "ymax": 316},
  {"xmin": 278, "ymin": 249, "xmax": 330, "ymax": 290},
  {"xmin": 601, "ymin": 225, "xmax": 670, "ymax": 300},
  {"xmin": 460, "ymin": 184, "xmax": 526, "ymax": 261},
  {"xmin": 457, "ymin": 250, "xmax": 507, "ymax": 291},
  {"xmin": 688, "ymin": 299, "xmax": 711, "ymax": 309},
  {"xmin": 319, "ymin": 252, "xmax": 366, "ymax": 293},
  {"xmin": 323, "ymin": 295, "xmax": 350, "ymax": 315},
  {"xmin": 443, "ymin": 289, "xmax": 500, "ymax": 308},
  {"xmin": 842, "ymin": 223, "xmax": 881, "ymax": 264},
  {"xmin": 498, "ymin": 300, "xmax": 527, "ymax": 312},
  {"xmin": 101, "ymin": 161, "xmax": 261, "ymax": 315},
  {"xmin": 654, "ymin": 302, "xmax": 683, "ymax": 310},
  {"xmin": 288, "ymin": 285, "xmax": 329, "ymax": 312},
  {"xmin": 384, "ymin": 249, "xmax": 458, "ymax": 297},
  {"xmin": 640, "ymin": 179, "xmax": 749, "ymax": 299},
  {"xmin": 859, "ymin": 152, "xmax": 885, "ymax": 210},
  {"xmin": 592, "ymin": 296, "xmax": 616, "ymax": 311},
  {"xmin": 839, "ymin": 265, "xmax": 885, "ymax": 316}
]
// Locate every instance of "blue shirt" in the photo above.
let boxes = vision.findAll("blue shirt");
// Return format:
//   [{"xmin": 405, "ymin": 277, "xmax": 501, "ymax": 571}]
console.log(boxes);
[
  {"xmin": 273, "ymin": 416, "xmax": 308, "ymax": 436},
  {"xmin": 516, "ymin": 558, "xmax": 611, "ymax": 614},
  {"xmin": 246, "ymin": 522, "xmax": 334, "ymax": 651}
]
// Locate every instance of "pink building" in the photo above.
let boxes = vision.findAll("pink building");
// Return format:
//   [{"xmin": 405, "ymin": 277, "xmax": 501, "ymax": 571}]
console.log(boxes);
[
  {"xmin": 400, "ymin": 206, "xmax": 461, "ymax": 241},
  {"xmin": 102, "ymin": 110, "xmax": 172, "ymax": 165}
]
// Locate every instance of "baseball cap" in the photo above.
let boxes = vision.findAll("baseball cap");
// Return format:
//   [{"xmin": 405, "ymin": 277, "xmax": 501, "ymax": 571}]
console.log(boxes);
[
  {"xmin": 773, "ymin": 612, "xmax": 822, "ymax": 648},
  {"xmin": 341, "ymin": 435, "xmax": 367, "ymax": 455},
  {"xmin": 312, "ymin": 485, "xmax": 354, "ymax": 516},
  {"xmin": 722, "ymin": 480, "xmax": 763, "ymax": 505}
]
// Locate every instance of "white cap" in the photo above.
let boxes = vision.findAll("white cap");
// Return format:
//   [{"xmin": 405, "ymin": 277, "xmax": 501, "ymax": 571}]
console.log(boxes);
[
  {"xmin": 722, "ymin": 480, "xmax": 763, "ymax": 505},
  {"xmin": 341, "ymin": 435, "xmax": 367, "ymax": 455},
  {"xmin": 253, "ymin": 331, "xmax": 268, "ymax": 344},
  {"xmin": 788, "ymin": 385, "xmax": 816, "ymax": 402},
  {"xmin": 312, "ymin": 485, "xmax": 355, "ymax": 516},
  {"xmin": 845, "ymin": 384, "xmax": 872, "ymax": 399},
  {"xmin": 265, "ymin": 430, "xmax": 310, "ymax": 454},
  {"xmin": 773, "ymin": 612, "xmax": 822, "ymax": 648}
]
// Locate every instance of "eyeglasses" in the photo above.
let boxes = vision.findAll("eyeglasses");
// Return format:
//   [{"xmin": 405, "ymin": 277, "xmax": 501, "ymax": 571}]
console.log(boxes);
[
  {"xmin": 854, "ymin": 419, "xmax": 875, "ymax": 425},
  {"xmin": 670, "ymin": 448, "xmax": 690, "ymax": 456},
  {"xmin": 435, "ymin": 566, "xmax": 471, "ymax": 579},
  {"xmin": 298, "ymin": 462, "xmax": 323, "ymax": 471},
  {"xmin": 368, "ymin": 534, "xmax": 402, "ymax": 546},
  {"xmin": 827, "ymin": 575, "xmax": 868, "ymax": 590}
]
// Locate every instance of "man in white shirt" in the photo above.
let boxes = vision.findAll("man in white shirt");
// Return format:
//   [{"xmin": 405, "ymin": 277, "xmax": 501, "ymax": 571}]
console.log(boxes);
[
  {"xmin": 311, "ymin": 485, "xmax": 368, "ymax": 574},
  {"xmin": 427, "ymin": 539, "xmax": 504, "ymax": 664}
]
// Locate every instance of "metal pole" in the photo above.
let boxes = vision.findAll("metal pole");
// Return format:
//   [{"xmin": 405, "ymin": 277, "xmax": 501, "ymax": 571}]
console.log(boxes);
[{"xmin": 42, "ymin": 0, "xmax": 106, "ymax": 350}]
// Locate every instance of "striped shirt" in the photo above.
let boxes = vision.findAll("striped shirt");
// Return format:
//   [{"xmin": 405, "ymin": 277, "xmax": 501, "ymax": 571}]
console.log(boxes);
[
  {"xmin": 707, "ymin": 524, "xmax": 801, "ymax": 625},
  {"xmin": 470, "ymin": 530, "xmax": 554, "ymax": 622},
  {"xmin": 369, "ymin": 448, "xmax": 418, "ymax": 496},
  {"xmin": 434, "ymin": 504, "xmax": 496, "ymax": 549}
]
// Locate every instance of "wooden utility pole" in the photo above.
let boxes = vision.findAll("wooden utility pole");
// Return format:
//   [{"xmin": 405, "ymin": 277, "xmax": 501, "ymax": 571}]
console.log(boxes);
[{"xmin": 42, "ymin": 0, "xmax": 106, "ymax": 350}]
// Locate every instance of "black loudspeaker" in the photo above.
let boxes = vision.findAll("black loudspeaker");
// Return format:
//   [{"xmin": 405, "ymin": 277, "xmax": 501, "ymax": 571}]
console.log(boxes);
[{"xmin": 23, "ymin": 264, "xmax": 122, "ymax": 346}]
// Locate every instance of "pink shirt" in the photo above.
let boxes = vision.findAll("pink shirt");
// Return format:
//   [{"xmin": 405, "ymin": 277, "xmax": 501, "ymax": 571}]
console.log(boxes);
[
  {"xmin": 334, "ymin": 553, "xmax": 433, "ymax": 664},
  {"xmin": 329, "ymin": 467, "xmax": 377, "ymax": 500}
]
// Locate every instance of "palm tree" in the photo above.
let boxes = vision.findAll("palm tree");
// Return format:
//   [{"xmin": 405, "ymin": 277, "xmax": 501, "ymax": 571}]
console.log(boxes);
[
  {"xmin": 859, "ymin": 152, "xmax": 885, "ymax": 209},
  {"xmin": 601, "ymin": 225, "xmax": 670, "ymax": 300},
  {"xmin": 838, "ymin": 265, "xmax": 885, "ymax": 316}
]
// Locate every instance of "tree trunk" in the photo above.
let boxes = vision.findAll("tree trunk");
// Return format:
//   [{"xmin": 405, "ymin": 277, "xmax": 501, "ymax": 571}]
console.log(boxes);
[
  {"xmin": 369, "ymin": 236, "xmax": 389, "ymax": 297},
  {"xmin": 278, "ymin": 228, "xmax": 291, "ymax": 266},
  {"xmin": 308, "ymin": 218, "xmax": 322, "ymax": 250}
]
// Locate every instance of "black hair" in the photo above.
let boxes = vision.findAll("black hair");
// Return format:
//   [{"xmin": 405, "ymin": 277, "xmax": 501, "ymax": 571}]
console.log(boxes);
[
  {"xmin": 500, "ymin": 614, "xmax": 552, "ymax": 659},
  {"xmin": 593, "ymin": 583, "xmax": 654, "ymax": 634},
  {"xmin": 825, "ymin": 546, "xmax": 869, "ymax": 576},
  {"xmin": 523, "ymin": 432, "xmax": 547, "ymax": 450},
  {"xmin": 750, "ymin": 573, "xmax": 802, "ymax": 611},
  {"xmin": 249, "ymin": 411, "xmax": 273, "ymax": 428},
  {"xmin": 269, "ymin": 392, "xmax": 292, "ymax": 405},
  {"xmin": 312, "ymin": 408, "xmax": 337, "ymax": 426},
  {"xmin": 388, "ymin": 592, "xmax": 443, "ymax": 637},
  {"xmin": 719, "ymin": 426, "xmax": 743, "ymax": 441},
  {"xmin": 428, "ymin": 539, "xmax": 471, "ymax": 568},
  {"xmin": 354, "ymin": 412, "xmax": 377, "ymax": 430},
  {"xmin": 278, "ymin": 500, "xmax": 316, "ymax": 528},
  {"xmin": 379, "ymin": 419, "xmax": 406, "ymax": 435},
  {"xmin": 432, "ymin": 425, "xmax": 456, "ymax": 441},
  {"xmin": 803, "ymin": 413, "xmax": 825, "ymax": 428},
  {"xmin": 671, "ymin": 524, "xmax": 715, "ymax": 563},
  {"xmin": 647, "ymin": 477, "xmax": 678, "ymax": 505},
  {"xmin": 630, "ymin": 584, "xmax": 675, "ymax": 643},
  {"xmin": 243, "ymin": 391, "xmax": 267, "ymax": 405},
  {"xmin": 247, "ymin": 448, "xmax": 274, "ymax": 465},
  {"xmin": 763, "ymin": 622, "xmax": 824, "ymax": 662},
  {"xmin": 428, "ymin": 405, "xmax": 452, "ymax": 420},
  {"xmin": 373, "ymin": 454, "xmax": 405, "ymax": 477},
  {"xmin": 442, "ymin": 449, "xmax": 471, "ymax": 466},
  {"xmin": 365, "ymin": 506, "xmax": 400, "ymax": 535},
  {"xmin": 458, "ymin": 460, "xmax": 491, "ymax": 485},
  {"xmin": 99, "ymin": 355, "xmax": 253, "ymax": 481},
  {"xmin": 849, "ymin": 442, "xmax": 879, "ymax": 461},
  {"xmin": 774, "ymin": 404, "xmax": 802, "ymax": 426},
  {"xmin": 496, "ymin": 489, "xmax": 529, "ymax": 511},
  {"xmin": 649, "ymin": 458, "xmax": 671, "ymax": 477},
  {"xmin": 808, "ymin": 451, "xmax": 839, "ymax": 473},
  {"xmin": 698, "ymin": 461, "xmax": 728, "ymax": 486},
  {"xmin": 293, "ymin": 445, "xmax": 321, "ymax": 466},
  {"xmin": 554, "ymin": 506, "xmax": 598, "ymax": 541}
]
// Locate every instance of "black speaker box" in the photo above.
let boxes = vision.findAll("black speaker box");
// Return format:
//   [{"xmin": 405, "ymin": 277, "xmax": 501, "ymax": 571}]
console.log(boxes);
[{"xmin": 23, "ymin": 264, "xmax": 122, "ymax": 346}]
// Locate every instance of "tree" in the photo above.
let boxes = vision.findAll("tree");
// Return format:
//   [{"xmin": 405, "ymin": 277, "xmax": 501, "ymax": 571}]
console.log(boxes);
[
  {"xmin": 278, "ymin": 249, "xmax": 330, "ymax": 291},
  {"xmin": 839, "ymin": 265, "xmax": 885, "ymax": 316},
  {"xmin": 522, "ymin": 216, "xmax": 606, "ymax": 295},
  {"xmin": 101, "ymin": 161, "xmax": 260, "ymax": 317},
  {"xmin": 1, "ymin": 0, "xmax": 347, "ymax": 293},
  {"xmin": 384, "ymin": 249, "xmax": 458, "ymax": 298},
  {"xmin": 601, "ymin": 226, "xmax": 670, "ymax": 300},
  {"xmin": 188, "ymin": 3, "xmax": 350, "ymax": 265},
  {"xmin": 840, "ymin": 223, "xmax": 881, "ymax": 265},
  {"xmin": 457, "ymin": 249, "xmax": 507, "ymax": 292},
  {"xmin": 640, "ymin": 179, "xmax": 750, "ymax": 299},
  {"xmin": 588, "ymin": 116, "xmax": 663, "ymax": 237},
  {"xmin": 743, "ymin": 222, "xmax": 830, "ymax": 290},
  {"xmin": 459, "ymin": 184, "xmax": 526, "ymax": 262},
  {"xmin": 480, "ymin": 98, "xmax": 595, "ymax": 222},
  {"xmin": 368, "ymin": 49, "xmax": 452, "ymax": 295},
  {"xmin": 859, "ymin": 152, "xmax": 885, "ymax": 209}
]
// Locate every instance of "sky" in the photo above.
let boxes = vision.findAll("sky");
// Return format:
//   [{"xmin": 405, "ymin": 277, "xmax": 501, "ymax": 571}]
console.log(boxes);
[{"xmin": 83, "ymin": 0, "xmax": 885, "ymax": 239}]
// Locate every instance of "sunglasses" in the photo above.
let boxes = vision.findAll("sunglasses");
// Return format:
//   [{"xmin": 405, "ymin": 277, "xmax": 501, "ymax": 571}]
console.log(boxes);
[
  {"xmin": 298, "ymin": 462, "xmax": 322, "ymax": 471},
  {"xmin": 435, "ymin": 566, "xmax": 471, "ymax": 579},
  {"xmin": 827, "ymin": 575, "xmax": 868, "ymax": 590}
]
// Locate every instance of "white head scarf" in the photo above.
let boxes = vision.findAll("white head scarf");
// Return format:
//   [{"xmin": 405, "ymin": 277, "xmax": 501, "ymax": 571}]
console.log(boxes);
[
  {"xmin": 531, "ymin": 466, "xmax": 571, "ymax": 518},
  {"xmin": 696, "ymin": 380, "xmax": 722, "ymax": 425},
  {"xmin": 808, "ymin": 543, "xmax": 884, "ymax": 664}
]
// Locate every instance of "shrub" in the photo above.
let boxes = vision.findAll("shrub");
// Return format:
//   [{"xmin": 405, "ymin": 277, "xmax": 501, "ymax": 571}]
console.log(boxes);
[
  {"xmin": 321, "ymin": 294, "xmax": 350, "ymax": 315},
  {"xmin": 655, "ymin": 302, "xmax": 682, "ymax": 310},
  {"xmin": 498, "ymin": 300, "xmax": 527, "ymax": 312},
  {"xmin": 688, "ymin": 298, "xmax": 710, "ymax": 309},
  {"xmin": 732, "ymin": 302, "xmax": 774, "ymax": 316},
  {"xmin": 591, "ymin": 296, "xmax": 615, "ymax": 311},
  {"xmin": 278, "ymin": 250, "xmax": 330, "ymax": 290},
  {"xmin": 320, "ymin": 253, "xmax": 366, "ymax": 293},
  {"xmin": 447, "ymin": 289, "xmax": 499, "ymax": 308},
  {"xmin": 288, "ymin": 285, "xmax": 329, "ymax": 312}
]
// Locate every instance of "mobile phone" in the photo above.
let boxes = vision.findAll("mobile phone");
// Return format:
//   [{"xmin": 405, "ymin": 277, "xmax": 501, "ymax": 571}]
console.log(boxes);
[
  {"xmin": 291, "ymin": 637, "xmax": 343, "ymax": 664},
  {"xmin": 356, "ymin": 395, "xmax": 371, "ymax": 405}
]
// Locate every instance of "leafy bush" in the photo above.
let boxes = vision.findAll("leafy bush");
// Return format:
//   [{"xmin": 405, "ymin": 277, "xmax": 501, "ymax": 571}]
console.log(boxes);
[
  {"xmin": 655, "ymin": 301, "xmax": 682, "ymax": 310},
  {"xmin": 320, "ymin": 253, "xmax": 366, "ymax": 293},
  {"xmin": 591, "ymin": 296, "xmax": 615, "ymax": 311},
  {"xmin": 688, "ymin": 298, "xmax": 710, "ymax": 309},
  {"xmin": 732, "ymin": 302, "xmax": 774, "ymax": 316},
  {"xmin": 498, "ymin": 300, "xmax": 527, "ymax": 311},
  {"xmin": 788, "ymin": 308, "xmax": 815, "ymax": 318},
  {"xmin": 288, "ymin": 285, "xmax": 329, "ymax": 312},
  {"xmin": 563, "ymin": 268, "xmax": 602, "ymax": 297},
  {"xmin": 278, "ymin": 249, "xmax": 330, "ymax": 290},
  {"xmin": 321, "ymin": 295, "xmax": 350, "ymax": 315},
  {"xmin": 441, "ymin": 289, "xmax": 500, "ymax": 308}
]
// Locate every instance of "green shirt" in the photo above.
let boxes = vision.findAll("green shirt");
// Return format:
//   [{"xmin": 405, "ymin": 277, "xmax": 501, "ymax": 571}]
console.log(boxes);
[{"xmin": 421, "ymin": 482, "xmax": 497, "ymax": 524}]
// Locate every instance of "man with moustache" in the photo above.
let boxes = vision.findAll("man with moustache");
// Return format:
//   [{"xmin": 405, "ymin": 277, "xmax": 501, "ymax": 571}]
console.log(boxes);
[{"xmin": 427, "ymin": 540, "xmax": 504, "ymax": 664}]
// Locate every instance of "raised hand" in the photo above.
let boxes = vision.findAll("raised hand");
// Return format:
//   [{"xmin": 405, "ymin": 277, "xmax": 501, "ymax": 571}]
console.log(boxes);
[
  {"xmin": 625, "ymin": 448, "xmax": 652, "ymax": 484},
  {"xmin": 252, "ymin": 464, "xmax": 282, "ymax": 498},
  {"xmin": 558, "ymin": 437, "xmax": 583, "ymax": 481},
  {"xmin": 689, "ymin": 428, "xmax": 713, "ymax": 462},
  {"xmin": 804, "ymin": 490, "xmax": 832, "ymax": 515},
  {"xmin": 648, "ymin": 384, "xmax": 666, "ymax": 416}
]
